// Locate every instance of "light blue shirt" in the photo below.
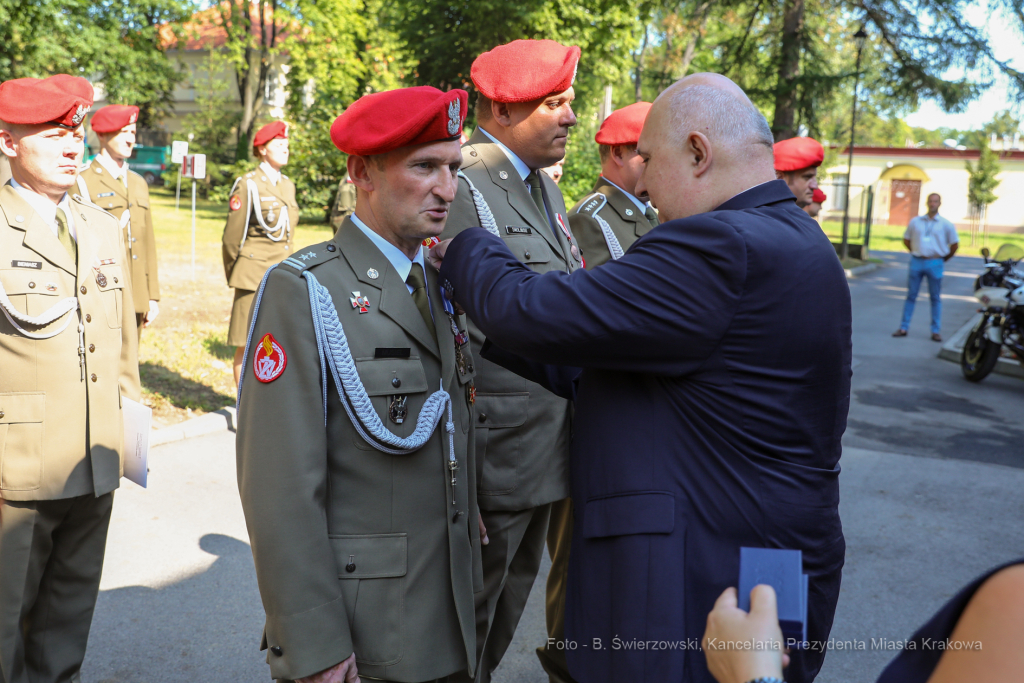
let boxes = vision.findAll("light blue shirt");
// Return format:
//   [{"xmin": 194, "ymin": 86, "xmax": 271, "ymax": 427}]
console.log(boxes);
[
  {"xmin": 602, "ymin": 177, "xmax": 649, "ymax": 214},
  {"xmin": 904, "ymin": 213, "xmax": 959, "ymax": 259},
  {"xmin": 351, "ymin": 212, "xmax": 426, "ymax": 294},
  {"xmin": 479, "ymin": 127, "xmax": 531, "ymax": 181}
]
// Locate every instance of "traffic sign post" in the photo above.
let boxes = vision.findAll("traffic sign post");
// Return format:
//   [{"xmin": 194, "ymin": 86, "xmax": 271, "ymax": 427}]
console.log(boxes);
[
  {"xmin": 171, "ymin": 141, "xmax": 188, "ymax": 211},
  {"xmin": 182, "ymin": 154, "xmax": 206, "ymax": 280}
]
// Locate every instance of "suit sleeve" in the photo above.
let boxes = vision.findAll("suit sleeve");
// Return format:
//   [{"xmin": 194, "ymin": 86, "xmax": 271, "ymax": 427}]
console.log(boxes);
[
  {"xmin": 222, "ymin": 178, "xmax": 248, "ymax": 282},
  {"xmin": 480, "ymin": 340, "xmax": 580, "ymax": 400},
  {"xmin": 236, "ymin": 267, "xmax": 352, "ymax": 680},
  {"xmin": 141, "ymin": 182, "xmax": 159, "ymax": 301},
  {"xmin": 569, "ymin": 210, "xmax": 611, "ymax": 271},
  {"xmin": 116, "ymin": 216, "xmax": 141, "ymax": 401},
  {"xmin": 439, "ymin": 218, "xmax": 746, "ymax": 376}
]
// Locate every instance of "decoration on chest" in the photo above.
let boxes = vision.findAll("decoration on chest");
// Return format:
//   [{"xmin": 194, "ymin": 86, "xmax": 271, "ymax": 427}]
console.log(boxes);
[
  {"xmin": 389, "ymin": 395, "xmax": 408, "ymax": 424},
  {"xmin": 253, "ymin": 333, "xmax": 288, "ymax": 382},
  {"xmin": 350, "ymin": 292, "xmax": 371, "ymax": 313},
  {"xmin": 422, "ymin": 236, "xmax": 440, "ymax": 248}
]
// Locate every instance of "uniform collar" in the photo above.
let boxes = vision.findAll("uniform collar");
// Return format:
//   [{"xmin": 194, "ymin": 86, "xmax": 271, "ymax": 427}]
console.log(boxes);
[
  {"xmin": 95, "ymin": 151, "xmax": 129, "ymax": 181},
  {"xmin": 601, "ymin": 177, "xmax": 649, "ymax": 214},
  {"xmin": 350, "ymin": 212, "xmax": 425, "ymax": 287},
  {"xmin": 478, "ymin": 127, "xmax": 531, "ymax": 181},
  {"xmin": 10, "ymin": 177, "xmax": 75, "ymax": 239},
  {"xmin": 259, "ymin": 161, "xmax": 281, "ymax": 186}
]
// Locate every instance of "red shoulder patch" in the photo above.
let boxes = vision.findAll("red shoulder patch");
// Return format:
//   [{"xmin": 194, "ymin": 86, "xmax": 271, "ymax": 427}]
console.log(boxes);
[
  {"xmin": 230, "ymin": 195, "xmax": 242, "ymax": 211},
  {"xmin": 253, "ymin": 333, "xmax": 287, "ymax": 383}
]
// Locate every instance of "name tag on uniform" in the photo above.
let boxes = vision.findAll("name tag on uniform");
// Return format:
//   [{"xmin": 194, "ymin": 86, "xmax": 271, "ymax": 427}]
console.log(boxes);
[
  {"xmin": 375, "ymin": 347, "xmax": 411, "ymax": 359},
  {"xmin": 505, "ymin": 226, "xmax": 532, "ymax": 235},
  {"xmin": 11, "ymin": 260, "xmax": 42, "ymax": 269},
  {"xmin": 97, "ymin": 192, "xmax": 115, "ymax": 198}
]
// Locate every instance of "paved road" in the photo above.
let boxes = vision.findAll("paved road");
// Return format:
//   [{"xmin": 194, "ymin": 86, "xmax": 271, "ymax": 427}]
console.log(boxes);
[{"xmin": 82, "ymin": 251, "xmax": 1024, "ymax": 682}]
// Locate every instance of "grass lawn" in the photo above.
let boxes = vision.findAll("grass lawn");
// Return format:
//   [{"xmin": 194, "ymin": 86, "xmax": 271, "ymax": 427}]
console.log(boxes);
[
  {"xmin": 140, "ymin": 186, "xmax": 334, "ymax": 427},
  {"xmin": 820, "ymin": 220, "xmax": 1024, "ymax": 257}
]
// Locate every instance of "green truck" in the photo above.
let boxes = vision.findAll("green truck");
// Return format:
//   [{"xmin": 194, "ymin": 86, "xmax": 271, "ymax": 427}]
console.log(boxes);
[{"xmin": 83, "ymin": 144, "xmax": 168, "ymax": 186}]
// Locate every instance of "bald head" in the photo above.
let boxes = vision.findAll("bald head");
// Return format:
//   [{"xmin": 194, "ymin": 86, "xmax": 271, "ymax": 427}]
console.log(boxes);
[{"xmin": 635, "ymin": 73, "xmax": 777, "ymax": 221}]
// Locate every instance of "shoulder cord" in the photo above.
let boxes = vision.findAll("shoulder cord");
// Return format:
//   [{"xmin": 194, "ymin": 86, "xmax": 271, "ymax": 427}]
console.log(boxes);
[
  {"xmin": 246, "ymin": 178, "xmax": 289, "ymax": 242},
  {"xmin": 238, "ymin": 263, "xmax": 455, "ymax": 463},
  {"xmin": 457, "ymin": 171, "xmax": 501, "ymax": 238},
  {"xmin": 0, "ymin": 276, "xmax": 79, "ymax": 340},
  {"xmin": 580, "ymin": 193, "xmax": 624, "ymax": 260}
]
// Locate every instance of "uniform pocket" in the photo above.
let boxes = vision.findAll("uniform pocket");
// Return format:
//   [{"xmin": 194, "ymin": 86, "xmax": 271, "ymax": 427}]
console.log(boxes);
[
  {"xmin": 330, "ymin": 533, "xmax": 406, "ymax": 666},
  {"xmin": 0, "ymin": 392, "xmax": 46, "ymax": 491},
  {"xmin": 96, "ymin": 265, "xmax": 125, "ymax": 329},
  {"xmin": 474, "ymin": 392, "xmax": 528, "ymax": 495},
  {"xmin": 504, "ymin": 235, "xmax": 552, "ymax": 265},
  {"xmin": 351, "ymin": 358, "xmax": 428, "ymax": 450}
]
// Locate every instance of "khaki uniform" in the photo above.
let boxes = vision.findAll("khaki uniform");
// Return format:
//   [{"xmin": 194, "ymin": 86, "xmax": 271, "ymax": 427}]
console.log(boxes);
[
  {"xmin": 77, "ymin": 158, "xmax": 161, "ymax": 321},
  {"xmin": 569, "ymin": 177, "xmax": 659, "ymax": 270},
  {"xmin": 0, "ymin": 157, "xmax": 10, "ymax": 187},
  {"xmin": 236, "ymin": 218, "xmax": 481, "ymax": 682},
  {"xmin": 330, "ymin": 174, "xmax": 357, "ymax": 232},
  {"xmin": 0, "ymin": 184, "xmax": 141, "ymax": 683},
  {"xmin": 222, "ymin": 167, "xmax": 298, "ymax": 346},
  {"xmin": 440, "ymin": 128, "xmax": 578, "ymax": 683}
]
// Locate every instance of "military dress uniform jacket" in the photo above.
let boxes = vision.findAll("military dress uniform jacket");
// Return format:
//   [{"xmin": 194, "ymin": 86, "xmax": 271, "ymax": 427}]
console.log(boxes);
[
  {"xmin": 222, "ymin": 168, "xmax": 298, "ymax": 290},
  {"xmin": 0, "ymin": 185, "xmax": 141, "ymax": 501},
  {"xmin": 569, "ymin": 177, "xmax": 658, "ymax": 270},
  {"xmin": 236, "ymin": 218, "xmax": 481, "ymax": 682},
  {"xmin": 77, "ymin": 158, "xmax": 160, "ymax": 313},
  {"xmin": 440, "ymin": 128, "xmax": 578, "ymax": 512}
]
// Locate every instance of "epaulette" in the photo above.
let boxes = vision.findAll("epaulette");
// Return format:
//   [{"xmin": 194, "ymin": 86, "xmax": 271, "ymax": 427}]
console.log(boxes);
[
  {"xmin": 71, "ymin": 193, "xmax": 114, "ymax": 217},
  {"xmin": 278, "ymin": 240, "xmax": 342, "ymax": 274},
  {"xmin": 460, "ymin": 143, "xmax": 484, "ymax": 170},
  {"xmin": 575, "ymin": 192, "xmax": 608, "ymax": 217}
]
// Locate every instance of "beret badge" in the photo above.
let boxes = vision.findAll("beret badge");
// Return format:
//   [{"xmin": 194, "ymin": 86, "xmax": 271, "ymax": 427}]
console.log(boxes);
[
  {"xmin": 71, "ymin": 104, "xmax": 89, "ymax": 126},
  {"xmin": 447, "ymin": 98, "xmax": 461, "ymax": 137}
]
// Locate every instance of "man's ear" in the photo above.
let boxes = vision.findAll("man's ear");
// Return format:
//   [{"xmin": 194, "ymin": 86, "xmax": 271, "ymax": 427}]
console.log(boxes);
[
  {"xmin": 687, "ymin": 132, "xmax": 713, "ymax": 177},
  {"xmin": 491, "ymin": 100, "xmax": 513, "ymax": 128},
  {"xmin": 0, "ymin": 129, "xmax": 16, "ymax": 159},
  {"xmin": 610, "ymin": 144, "xmax": 628, "ymax": 169},
  {"xmin": 775, "ymin": 170, "xmax": 785, "ymax": 180},
  {"xmin": 347, "ymin": 155, "xmax": 376, "ymax": 193}
]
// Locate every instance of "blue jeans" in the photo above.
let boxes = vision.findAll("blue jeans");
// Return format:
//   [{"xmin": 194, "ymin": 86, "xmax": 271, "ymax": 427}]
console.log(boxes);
[{"xmin": 899, "ymin": 256, "xmax": 944, "ymax": 334}]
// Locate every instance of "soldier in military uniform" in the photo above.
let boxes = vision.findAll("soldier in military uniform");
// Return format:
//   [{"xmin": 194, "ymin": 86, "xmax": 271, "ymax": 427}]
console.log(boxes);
[
  {"xmin": 222, "ymin": 120, "xmax": 299, "ymax": 387},
  {"xmin": 0, "ymin": 75, "xmax": 141, "ymax": 683},
  {"xmin": 236, "ymin": 86, "xmax": 481, "ymax": 683},
  {"xmin": 774, "ymin": 136, "xmax": 824, "ymax": 208},
  {"xmin": 77, "ymin": 104, "xmax": 161, "ymax": 337},
  {"xmin": 439, "ymin": 39, "xmax": 582, "ymax": 683},
  {"xmin": 569, "ymin": 102, "xmax": 659, "ymax": 271},
  {"xmin": 329, "ymin": 172, "xmax": 357, "ymax": 231}
]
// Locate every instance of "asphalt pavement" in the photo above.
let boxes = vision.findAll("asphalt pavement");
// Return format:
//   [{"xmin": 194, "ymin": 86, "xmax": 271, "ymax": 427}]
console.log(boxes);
[{"xmin": 81, "ymin": 250, "xmax": 1024, "ymax": 683}]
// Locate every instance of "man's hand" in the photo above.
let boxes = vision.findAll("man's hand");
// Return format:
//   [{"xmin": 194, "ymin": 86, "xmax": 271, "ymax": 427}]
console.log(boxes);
[
  {"xmin": 944, "ymin": 242, "xmax": 959, "ymax": 262},
  {"xmin": 296, "ymin": 653, "xmax": 359, "ymax": 683},
  {"xmin": 427, "ymin": 238, "xmax": 454, "ymax": 271},
  {"xmin": 479, "ymin": 512, "xmax": 489, "ymax": 546},
  {"xmin": 702, "ymin": 585, "xmax": 787, "ymax": 683},
  {"xmin": 143, "ymin": 300, "xmax": 159, "ymax": 327}
]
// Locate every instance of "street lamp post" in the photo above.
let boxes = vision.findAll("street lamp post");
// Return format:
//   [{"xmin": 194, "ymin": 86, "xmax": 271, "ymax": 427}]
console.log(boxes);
[{"xmin": 840, "ymin": 26, "xmax": 868, "ymax": 261}]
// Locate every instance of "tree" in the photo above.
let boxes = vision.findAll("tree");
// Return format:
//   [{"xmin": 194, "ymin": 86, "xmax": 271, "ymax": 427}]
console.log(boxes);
[{"xmin": 966, "ymin": 137, "xmax": 1002, "ymax": 243}]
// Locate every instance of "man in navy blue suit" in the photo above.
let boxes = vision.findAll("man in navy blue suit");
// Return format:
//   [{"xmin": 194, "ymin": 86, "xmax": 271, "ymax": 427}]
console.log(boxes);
[{"xmin": 430, "ymin": 73, "xmax": 851, "ymax": 683}]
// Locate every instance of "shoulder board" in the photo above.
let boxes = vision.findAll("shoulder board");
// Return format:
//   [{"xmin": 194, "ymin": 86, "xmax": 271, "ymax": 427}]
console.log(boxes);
[
  {"xmin": 71, "ymin": 194, "xmax": 118, "ymax": 221},
  {"xmin": 459, "ymin": 144, "xmax": 484, "ymax": 170},
  {"xmin": 575, "ymin": 192, "xmax": 608, "ymax": 216},
  {"xmin": 279, "ymin": 241, "xmax": 342, "ymax": 274}
]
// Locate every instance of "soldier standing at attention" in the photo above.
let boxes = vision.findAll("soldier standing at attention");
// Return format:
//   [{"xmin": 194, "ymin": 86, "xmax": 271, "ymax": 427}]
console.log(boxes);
[
  {"xmin": 773, "ymin": 136, "xmax": 824, "ymax": 208},
  {"xmin": 236, "ymin": 86, "xmax": 481, "ymax": 683},
  {"xmin": 78, "ymin": 104, "xmax": 161, "ymax": 336},
  {"xmin": 0, "ymin": 75, "xmax": 141, "ymax": 683},
  {"xmin": 440, "ymin": 39, "xmax": 582, "ymax": 683},
  {"xmin": 330, "ymin": 172, "xmax": 357, "ymax": 231},
  {"xmin": 569, "ymin": 102, "xmax": 659, "ymax": 270},
  {"xmin": 222, "ymin": 121, "xmax": 299, "ymax": 387}
]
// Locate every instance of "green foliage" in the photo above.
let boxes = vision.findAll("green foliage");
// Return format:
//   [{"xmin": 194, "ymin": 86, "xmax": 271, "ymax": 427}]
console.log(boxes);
[
  {"xmin": 559, "ymin": 114, "xmax": 603, "ymax": 206},
  {"xmin": 966, "ymin": 138, "xmax": 1002, "ymax": 209}
]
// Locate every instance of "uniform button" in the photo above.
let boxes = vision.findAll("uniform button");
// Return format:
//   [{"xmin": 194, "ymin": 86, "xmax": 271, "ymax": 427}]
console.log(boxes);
[
  {"xmin": 0, "ymin": 410, "xmax": 4, "ymax": 419},
  {"xmin": 28, "ymin": 282, "xmax": 35, "ymax": 289},
  {"xmin": 478, "ymin": 413, "xmax": 487, "ymax": 423},
  {"xmin": 392, "ymin": 377, "xmax": 401, "ymax": 388},
  {"xmin": 113, "ymin": 277, "xmax": 119, "ymax": 283},
  {"xmin": 468, "ymin": 365, "xmax": 474, "ymax": 373},
  {"xmin": 132, "ymin": 255, "xmax": 138, "ymax": 260},
  {"xmin": 326, "ymin": 244, "xmax": 336, "ymax": 252},
  {"xmin": 524, "ymin": 251, "xmax": 531, "ymax": 259},
  {"xmin": 80, "ymin": 285, "xmax": 87, "ymax": 294},
  {"xmin": 270, "ymin": 646, "xmax": 283, "ymax": 656},
  {"xmin": 345, "ymin": 562, "xmax": 356, "ymax": 573},
  {"xmin": 85, "ymin": 314, "xmax": 92, "ymax": 323},
  {"xmin": 470, "ymin": 151, "xmax": 477, "ymax": 157},
  {"xmin": 89, "ymin": 344, "xmax": 95, "ymax": 352},
  {"xmin": 90, "ymin": 374, "xmax": 97, "ymax": 382}
]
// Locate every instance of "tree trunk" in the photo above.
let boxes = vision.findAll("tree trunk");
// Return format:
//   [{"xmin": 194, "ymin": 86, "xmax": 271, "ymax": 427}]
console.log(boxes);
[
  {"xmin": 771, "ymin": 0, "xmax": 805, "ymax": 141},
  {"xmin": 236, "ymin": 47, "xmax": 263, "ymax": 162}
]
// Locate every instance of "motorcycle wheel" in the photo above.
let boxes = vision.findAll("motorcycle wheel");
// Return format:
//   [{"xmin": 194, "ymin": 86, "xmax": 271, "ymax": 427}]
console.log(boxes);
[{"xmin": 961, "ymin": 322, "xmax": 1001, "ymax": 382}]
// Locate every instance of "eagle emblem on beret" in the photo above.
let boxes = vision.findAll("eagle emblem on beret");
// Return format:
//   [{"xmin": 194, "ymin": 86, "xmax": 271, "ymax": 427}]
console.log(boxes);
[
  {"xmin": 447, "ymin": 98, "xmax": 461, "ymax": 136},
  {"xmin": 71, "ymin": 104, "xmax": 89, "ymax": 126}
]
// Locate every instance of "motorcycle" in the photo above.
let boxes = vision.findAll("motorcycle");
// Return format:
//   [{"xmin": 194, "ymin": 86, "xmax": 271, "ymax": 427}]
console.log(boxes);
[{"xmin": 962, "ymin": 245, "xmax": 1024, "ymax": 382}]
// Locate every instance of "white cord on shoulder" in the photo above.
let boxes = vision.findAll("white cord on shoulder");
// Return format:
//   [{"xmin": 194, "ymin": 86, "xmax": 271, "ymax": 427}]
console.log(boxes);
[
  {"xmin": 0, "ymin": 277, "xmax": 78, "ymax": 339},
  {"xmin": 579, "ymin": 193, "xmax": 624, "ymax": 260},
  {"xmin": 457, "ymin": 171, "xmax": 501, "ymax": 237},
  {"xmin": 246, "ymin": 178, "xmax": 289, "ymax": 241}
]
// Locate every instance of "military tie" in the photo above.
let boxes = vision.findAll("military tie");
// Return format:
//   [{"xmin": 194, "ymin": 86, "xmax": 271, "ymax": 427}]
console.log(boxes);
[
  {"xmin": 406, "ymin": 262, "xmax": 438, "ymax": 345},
  {"xmin": 55, "ymin": 208, "xmax": 77, "ymax": 263},
  {"xmin": 645, "ymin": 205, "xmax": 658, "ymax": 225},
  {"xmin": 525, "ymin": 171, "xmax": 551, "ymax": 226}
]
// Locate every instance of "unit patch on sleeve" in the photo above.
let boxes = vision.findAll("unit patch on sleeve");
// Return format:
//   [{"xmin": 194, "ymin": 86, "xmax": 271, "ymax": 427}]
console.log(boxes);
[
  {"xmin": 253, "ymin": 333, "xmax": 287, "ymax": 382},
  {"xmin": 230, "ymin": 195, "xmax": 243, "ymax": 211}
]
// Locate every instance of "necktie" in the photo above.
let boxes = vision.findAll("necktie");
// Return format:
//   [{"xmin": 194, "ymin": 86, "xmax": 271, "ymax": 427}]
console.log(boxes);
[
  {"xmin": 55, "ymin": 208, "xmax": 77, "ymax": 263},
  {"xmin": 406, "ymin": 263, "xmax": 438, "ymax": 345},
  {"xmin": 645, "ymin": 205, "xmax": 658, "ymax": 225},
  {"xmin": 525, "ymin": 171, "xmax": 549, "ymax": 224}
]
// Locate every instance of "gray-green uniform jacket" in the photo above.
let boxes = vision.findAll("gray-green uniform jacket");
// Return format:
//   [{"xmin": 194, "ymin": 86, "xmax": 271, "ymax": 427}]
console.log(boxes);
[
  {"xmin": 236, "ymin": 218, "xmax": 481, "ymax": 682},
  {"xmin": 569, "ymin": 176, "xmax": 658, "ymax": 270},
  {"xmin": 440, "ymin": 128, "xmax": 579, "ymax": 512}
]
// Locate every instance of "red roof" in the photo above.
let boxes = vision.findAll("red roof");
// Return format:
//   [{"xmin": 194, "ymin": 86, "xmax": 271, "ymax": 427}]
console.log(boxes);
[{"xmin": 834, "ymin": 146, "xmax": 1024, "ymax": 161}]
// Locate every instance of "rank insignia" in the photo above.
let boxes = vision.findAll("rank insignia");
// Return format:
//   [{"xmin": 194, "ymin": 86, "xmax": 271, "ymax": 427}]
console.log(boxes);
[
  {"xmin": 230, "ymin": 196, "xmax": 242, "ymax": 211},
  {"xmin": 298, "ymin": 252, "xmax": 316, "ymax": 261},
  {"xmin": 350, "ymin": 292, "xmax": 371, "ymax": 313},
  {"xmin": 253, "ymin": 333, "xmax": 287, "ymax": 383}
]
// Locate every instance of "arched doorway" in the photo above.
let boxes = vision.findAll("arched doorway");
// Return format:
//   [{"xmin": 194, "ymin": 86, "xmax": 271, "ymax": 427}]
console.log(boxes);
[{"xmin": 879, "ymin": 164, "xmax": 930, "ymax": 226}]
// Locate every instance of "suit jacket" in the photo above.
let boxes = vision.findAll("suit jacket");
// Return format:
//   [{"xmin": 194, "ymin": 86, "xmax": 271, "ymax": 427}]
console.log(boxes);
[
  {"xmin": 0, "ymin": 184, "xmax": 141, "ymax": 501},
  {"xmin": 222, "ymin": 168, "xmax": 298, "ymax": 291},
  {"xmin": 439, "ymin": 128, "xmax": 579, "ymax": 511},
  {"xmin": 236, "ymin": 218, "xmax": 481, "ymax": 682},
  {"xmin": 438, "ymin": 180, "xmax": 851, "ymax": 683},
  {"xmin": 78, "ymin": 158, "xmax": 160, "ymax": 312},
  {"xmin": 569, "ymin": 177, "xmax": 658, "ymax": 269}
]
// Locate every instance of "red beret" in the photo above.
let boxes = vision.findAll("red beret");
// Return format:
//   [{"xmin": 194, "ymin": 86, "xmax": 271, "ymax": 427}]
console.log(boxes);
[
  {"xmin": 471, "ymin": 40, "xmax": 581, "ymax": 103},
  {"xmin": 773, "ymin": 137, "xmax": 824, "ymax": 172},
  {"xmin": 812, "ymin": 188, "xmax": 827, "ymax": 203},
  {"xmin": 595, "ymin": 102, "xmax": 652, "ymax": 146},
  {"xmin": 0, "ymin": 75, "xmax": 93, "ymax": 128},
  {"xmin": 91, "ymin": 104, "xmax": 139, "ymax": 134},
  {"xmin": 253, "ymin": 121, "xmax": 288, "ymax": 150},
  {"xmin": 331, "ymin": 87, "xmax": 469, "ymax": 156}
]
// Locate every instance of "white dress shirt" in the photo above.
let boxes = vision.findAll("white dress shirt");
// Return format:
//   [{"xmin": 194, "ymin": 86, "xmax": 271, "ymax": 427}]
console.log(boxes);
[
  {"xmin": 10, "ymin": 178, "xmax": 76, "ymax": 240},
  {"xmin": 602, "ymin": 177, "xmax": 649, "ymax": 214},
  {"xmin": 351, "ymin": 213, "xmax": 427, "ymax": 295},
  {"xmin": 95, "ymin": 152, "xmax": 129, "ymax": 185},
  {"xmin": 259, "ymin": 161, "xmax": 281, "ymax": 187}
]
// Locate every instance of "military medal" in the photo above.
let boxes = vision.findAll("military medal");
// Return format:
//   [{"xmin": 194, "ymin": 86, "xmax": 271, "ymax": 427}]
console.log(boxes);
[
  {"xmin": 389, "ymin": 395, "xmax": 408, "ymax": 424},
  {"xmin": 468, "ymin": 383, "xmax": 476, "ymax": 405},
  {"xmin": 422, "ymin": 236, "xmax": 440, "ymax": 248},
  {"xmin": 95, "ymin": 270, "xmax": 107, "ymax": 288},
  {"xmin": 266, "ymin": 210, "xmax": 275, "ymax": 223},
  {"xmin": 439, "ymin": 285, "xmax": 469, "ymax": 374},
  {"xmin": 350, "ymin": 292, "xmax": 371, "ymax": 313}
]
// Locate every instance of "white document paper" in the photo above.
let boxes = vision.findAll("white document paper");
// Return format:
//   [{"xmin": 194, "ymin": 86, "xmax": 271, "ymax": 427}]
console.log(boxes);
[{"xmin": 122, "ymin": 397, "xmax": 152, "ymax": 488}]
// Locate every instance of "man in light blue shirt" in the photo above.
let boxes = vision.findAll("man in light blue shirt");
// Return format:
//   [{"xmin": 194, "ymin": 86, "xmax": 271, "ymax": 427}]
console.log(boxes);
[{"xmin": 893, "ymin": 192, "xmax": 960, "ymax": 341}]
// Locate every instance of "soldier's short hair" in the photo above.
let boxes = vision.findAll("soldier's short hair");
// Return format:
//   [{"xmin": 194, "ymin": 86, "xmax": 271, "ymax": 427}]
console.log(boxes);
[{"xmin": 475, "ymin": 94, "xmax": 493, "ymax": 123}]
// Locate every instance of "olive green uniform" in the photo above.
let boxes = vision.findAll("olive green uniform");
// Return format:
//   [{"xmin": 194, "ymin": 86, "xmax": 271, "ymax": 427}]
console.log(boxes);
[
  {"xmin": 0, "ymin": 184, "xmax": 141, "ymax": 683},
  {"xmin": 77, "ymin": 158, "xmax": 161, "ymax": 328},
  {"xmin": 440, "ymin": 128, "xmax": 580, "ymax": 683},
  {"xmin": 236, "ymin": 218, "xmax": 481, "ymax": 682},
  {"xmin": 569, "ymin": 176, "xmax": 659, "ymax": 269},
  {"xmin": 330, "ymin": 174, "xmax": 357, "ymax": 232},
  {"xmin": 222, "ymin": 167, "xmax": 298, "ymax": 347}
]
